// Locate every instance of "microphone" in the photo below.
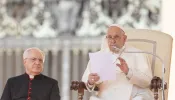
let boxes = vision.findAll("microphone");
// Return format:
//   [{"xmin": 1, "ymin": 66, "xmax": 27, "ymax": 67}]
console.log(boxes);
[{"xmin": 113, "ymin": 46, "xmax": 166, "ymax": 100}]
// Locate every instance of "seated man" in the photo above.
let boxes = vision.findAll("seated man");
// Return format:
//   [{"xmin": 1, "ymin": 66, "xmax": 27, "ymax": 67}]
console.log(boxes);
[
  {"xmin": 82, "ymin": 25, "xmax": 154, "ymax": 100},
  {"xmin": 1, "ymin": 47, "xmax": 60, "ymax": 100}
]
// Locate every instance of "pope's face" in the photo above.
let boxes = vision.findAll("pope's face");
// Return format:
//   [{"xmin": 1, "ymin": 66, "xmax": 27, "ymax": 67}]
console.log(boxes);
[
  {"xmin": 106, "ymin": 26, "xmax": 127, "ymax": 52},
  {"xmin": 23, "ymin": 49, "xmax": 44, "ymax": 75}
]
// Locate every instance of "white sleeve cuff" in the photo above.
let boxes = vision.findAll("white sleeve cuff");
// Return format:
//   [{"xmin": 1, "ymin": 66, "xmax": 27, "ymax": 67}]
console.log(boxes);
[
  {"xmin": 86, "ymin": 82, "xmax": 96, "ymax": 92},
  {"xmin": 126, "ymin": 69, "xmax": 133, "ymax": 79}
]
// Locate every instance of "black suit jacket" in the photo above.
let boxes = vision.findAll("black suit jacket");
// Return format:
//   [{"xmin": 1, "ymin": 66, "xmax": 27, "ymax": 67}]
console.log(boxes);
[{"xmin": 1, "ymin": 73, "xmax": 60, "ymax": 100}]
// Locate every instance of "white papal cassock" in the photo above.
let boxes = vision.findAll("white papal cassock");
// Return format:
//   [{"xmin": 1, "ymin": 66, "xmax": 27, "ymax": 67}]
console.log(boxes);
[{"xmin": 82, "ymin": 36, "xmax": 154, "ymax": 100}]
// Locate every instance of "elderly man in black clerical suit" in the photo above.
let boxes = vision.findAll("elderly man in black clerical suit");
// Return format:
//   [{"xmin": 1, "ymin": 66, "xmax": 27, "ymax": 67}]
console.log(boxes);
[{"xmin": 1, "ymin": 47, "xmax": 60, "ymax": 100}]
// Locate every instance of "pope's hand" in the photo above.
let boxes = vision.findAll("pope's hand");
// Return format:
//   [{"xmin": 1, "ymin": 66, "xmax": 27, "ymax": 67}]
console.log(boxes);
[
  {"xmin": 88, "ymin": 73, "xmax": 100, "ymax": 85},
  {"xmin": 116, "ymin": 57, "xmax": 129, "ymax": 75}
]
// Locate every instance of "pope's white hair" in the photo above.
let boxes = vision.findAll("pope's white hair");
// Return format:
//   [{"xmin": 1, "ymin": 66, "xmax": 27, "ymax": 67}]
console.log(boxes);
[{"xmin": 23, "ymin": 47, "xmax": 45, "ymax": 62}]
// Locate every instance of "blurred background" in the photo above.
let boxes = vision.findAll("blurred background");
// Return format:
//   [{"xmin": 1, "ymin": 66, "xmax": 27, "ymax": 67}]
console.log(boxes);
[{"xmin": 0, "ymin": 0, "xmax": 174, "ymax": 100}]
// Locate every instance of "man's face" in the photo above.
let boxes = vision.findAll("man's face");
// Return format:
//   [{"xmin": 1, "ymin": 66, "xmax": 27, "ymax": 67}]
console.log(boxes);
[
  {"xmin": 106, "ymin": 26, "xmax": 127, "ymax": 52},
  {"xmin": 23, "ymin": 50, "xmax": 44, "ymax": 75}
]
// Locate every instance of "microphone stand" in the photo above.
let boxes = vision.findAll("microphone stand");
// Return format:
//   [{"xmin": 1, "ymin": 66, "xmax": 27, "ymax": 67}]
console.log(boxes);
[
  {"xmin": 113, "ymin": 46, "xmax": 166, "ymax": 100},
  {"xmin": 123, "ymin": 50, "xmax": 166, "ymax": 100}
]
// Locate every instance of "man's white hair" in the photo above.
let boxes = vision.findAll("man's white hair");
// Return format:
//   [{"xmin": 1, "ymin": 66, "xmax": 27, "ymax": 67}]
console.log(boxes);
[{"xmin": 23, "ymin": 47, "xmax": 45, "ymax": 62}]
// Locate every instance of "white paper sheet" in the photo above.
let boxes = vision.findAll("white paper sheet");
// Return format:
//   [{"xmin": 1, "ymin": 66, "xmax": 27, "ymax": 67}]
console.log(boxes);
[{"xmin": 89, "ymin": 51, "xmax": 116, "ymax": 81}]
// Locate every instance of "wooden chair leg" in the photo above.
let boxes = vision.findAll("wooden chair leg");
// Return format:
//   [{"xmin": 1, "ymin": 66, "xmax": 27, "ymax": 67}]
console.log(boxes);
[
  {"xmin": 78, "ymin": 82, "xmax": 86, "ymax": 100},
  {"xmin": 78, "ymin": 89, "xmax": 84, "ymax": 100}
]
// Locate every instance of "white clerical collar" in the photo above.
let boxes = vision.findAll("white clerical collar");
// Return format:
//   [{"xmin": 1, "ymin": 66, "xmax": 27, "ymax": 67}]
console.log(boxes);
[{"xmin": 29, "ymin": 75, "xmax": 34, "ymax": 79}]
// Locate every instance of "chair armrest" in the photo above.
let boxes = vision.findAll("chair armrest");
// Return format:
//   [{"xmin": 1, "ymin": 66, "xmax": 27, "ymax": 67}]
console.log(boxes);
[
  {"xmin": 70, "ymin": 81, "xmax": 87, "ymax": 91},
  {"xmin": 150, "ymin": 76, "xmax": 167, "ymax": 100}
]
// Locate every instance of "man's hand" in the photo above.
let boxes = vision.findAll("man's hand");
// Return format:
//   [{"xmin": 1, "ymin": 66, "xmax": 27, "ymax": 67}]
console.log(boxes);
[
  {"xmin": 88, "ymin": 73, "xmax": 100, "ymax": 85},
  {"xmin": 116, "ymin": 57, "xmax": 129, "ymax": 75}
]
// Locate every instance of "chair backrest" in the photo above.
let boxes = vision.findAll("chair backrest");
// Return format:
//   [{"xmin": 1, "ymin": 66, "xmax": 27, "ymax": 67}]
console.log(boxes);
[{"xmin": 124, "ymin": 29, "xmax": 173, "ymax": 100}]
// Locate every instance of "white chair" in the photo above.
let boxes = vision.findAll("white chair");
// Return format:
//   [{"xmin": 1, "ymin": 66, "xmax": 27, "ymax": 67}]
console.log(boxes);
[{"xmin": 71, "ymin": 29, "xmax": 173, "ymax": 100}]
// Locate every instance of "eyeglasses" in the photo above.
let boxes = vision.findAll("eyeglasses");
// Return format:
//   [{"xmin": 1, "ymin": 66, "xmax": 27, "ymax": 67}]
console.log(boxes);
[
  {"xmin": 106, "ymin": 35, "xmax": 121, "ymax": 41},
  {"xmin": 25, "ymin": 57, "xmax": 44, "ymax": 63}
]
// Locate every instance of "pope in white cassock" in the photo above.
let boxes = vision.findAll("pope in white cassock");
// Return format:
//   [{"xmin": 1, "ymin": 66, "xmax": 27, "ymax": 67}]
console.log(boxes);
[{"xmin": 82, "ymin": 25, "xmax": 154, "ymax": 100}]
